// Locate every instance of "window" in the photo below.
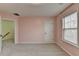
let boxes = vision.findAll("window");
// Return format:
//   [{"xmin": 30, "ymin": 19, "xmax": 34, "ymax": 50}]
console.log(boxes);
[{"xmin": 62, "ymin": 12, "xmax": 78, "ymax": 46}]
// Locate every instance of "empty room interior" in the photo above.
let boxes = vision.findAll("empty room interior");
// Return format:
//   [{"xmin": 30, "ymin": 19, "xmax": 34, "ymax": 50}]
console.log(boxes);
[{"xmin": 0, "ymin": 3, "xmax": 79, "ymax": 56}]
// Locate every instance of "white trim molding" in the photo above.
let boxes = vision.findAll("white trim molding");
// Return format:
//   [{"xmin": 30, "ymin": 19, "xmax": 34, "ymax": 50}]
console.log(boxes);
[{"xmin": 56, "ymin": 42, "xmax": 73, "ymax": 56}]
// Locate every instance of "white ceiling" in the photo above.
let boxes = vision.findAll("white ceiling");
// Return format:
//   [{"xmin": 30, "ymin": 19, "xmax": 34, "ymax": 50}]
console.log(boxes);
[{"xmin": 0, "ymin": 3, "xmax": 71, "ymax": 16}]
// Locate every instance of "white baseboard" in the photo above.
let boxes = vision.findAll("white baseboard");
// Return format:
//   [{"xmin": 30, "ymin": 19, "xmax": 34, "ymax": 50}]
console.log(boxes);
[
  {"xmin": 15, "ymin": 42, "xmax": 56, "ymax": 44},
  {"xmin": 56, "ymin": 43, "xmax": 73, "ymax": 56}
]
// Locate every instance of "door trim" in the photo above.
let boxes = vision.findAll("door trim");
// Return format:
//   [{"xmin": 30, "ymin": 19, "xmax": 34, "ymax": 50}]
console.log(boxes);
[{"xmin": 2, "ymin": 18, "xmax": 16, "ymax": 44}]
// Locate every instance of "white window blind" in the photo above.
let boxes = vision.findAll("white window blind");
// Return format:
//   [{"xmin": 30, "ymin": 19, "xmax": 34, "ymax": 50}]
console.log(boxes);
[{"xmin": 62, "ymin": 12, "xmax": 78, "ymax": 45}]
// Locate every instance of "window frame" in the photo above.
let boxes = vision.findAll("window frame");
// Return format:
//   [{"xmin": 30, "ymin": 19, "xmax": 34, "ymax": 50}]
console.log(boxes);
[{"xmin": 62, "ymin": 11, "xmax": 79, "ymax": 47}]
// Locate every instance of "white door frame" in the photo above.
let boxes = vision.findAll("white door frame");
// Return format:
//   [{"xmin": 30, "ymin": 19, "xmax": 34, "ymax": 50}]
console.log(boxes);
[
  {"xmin": 0, "ymin": 17, "xmax": 18, "ymax": 52},
  {"xmin": 1, "ymin": 18, "xmax": 16, "ymax": 44},
  {"xmin": 0, "ymin": 16, "xmax": 2, "ymax": 52}
]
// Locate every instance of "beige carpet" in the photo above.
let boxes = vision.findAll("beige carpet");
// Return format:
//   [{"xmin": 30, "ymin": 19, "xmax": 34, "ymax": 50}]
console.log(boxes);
[{"xmin": 0, "ymin": 39, "xmax": 69, "ymax": 56}]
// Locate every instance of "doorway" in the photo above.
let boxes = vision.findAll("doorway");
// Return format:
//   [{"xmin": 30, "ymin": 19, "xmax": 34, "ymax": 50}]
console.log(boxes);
[
  {"xmin": 1, "ymin": 19, "xmax": 15, "ymax": 51},
  {"xmin": 43, "ymin": 18, "xmax": 55, "ymax": 43}
]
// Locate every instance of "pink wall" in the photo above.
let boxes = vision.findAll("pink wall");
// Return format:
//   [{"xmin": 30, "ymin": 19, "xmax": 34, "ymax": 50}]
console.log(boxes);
[
  {"xmin": 0, "ymin": 12, "xmax": 18, "ymax": 20},
  {"xmin": 18, "ymin": 17, "xmax": 44, "ymax": 43},
  {"xmin": 56, "ymin": 4, "xmax": 79, "ymax": 56},
  {"xmin": 17, "ymin": 17, "xmax": 55, "ymax": 44},
  {"xmin": 0, "ymin": 12, "xmax": 56, "ymax": 44}
]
